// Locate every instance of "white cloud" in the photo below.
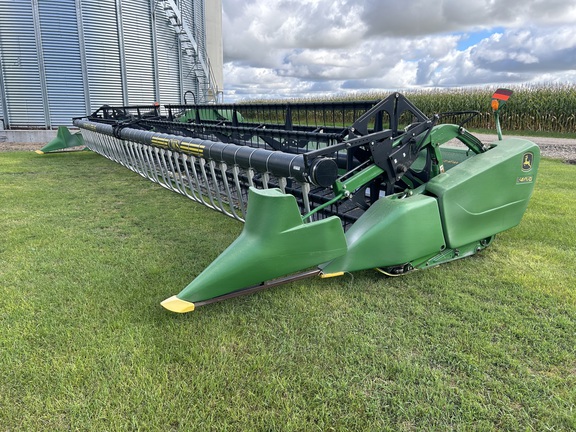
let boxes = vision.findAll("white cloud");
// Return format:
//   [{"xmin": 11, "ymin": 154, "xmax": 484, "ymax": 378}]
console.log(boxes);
[
  {"xmin": 360, "ymin": 0, "xmax": 576, "ymax": 37},
  {"xmin": 221, "ymin": 0, "xmax": 576, "ymax": 101}
]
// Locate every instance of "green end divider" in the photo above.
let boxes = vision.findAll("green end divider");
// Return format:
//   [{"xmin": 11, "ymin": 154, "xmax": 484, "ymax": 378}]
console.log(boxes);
[
  {"xmin": 36, "ymin": 126, "xmax": 84, "ymax": 154},
  {"xmin": 162, "ymin": 187, "xmax": 348, "ymax": 310}
]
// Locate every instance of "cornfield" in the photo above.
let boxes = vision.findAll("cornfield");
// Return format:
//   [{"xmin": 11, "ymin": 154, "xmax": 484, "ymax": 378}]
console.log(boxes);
[
  {"xmin": 404, "ymin": 84, "xmax": 576, "ymax": 133},
  {"xmin": 248, "ymin": 84, "xmax": 576, "ymax": 134}
]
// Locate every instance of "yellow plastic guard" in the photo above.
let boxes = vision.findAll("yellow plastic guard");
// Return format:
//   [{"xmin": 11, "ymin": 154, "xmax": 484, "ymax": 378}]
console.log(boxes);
[
  {"xmin": 35, "ymin": 150, "xmax": 44, "ymax": 155},
  {"xmin": 320, "ymin": 272, "xmax": 345, "ymax": 279},
  {"xmin": 161, "ymin": 295, "xmax": 195, "ymax": 313}
]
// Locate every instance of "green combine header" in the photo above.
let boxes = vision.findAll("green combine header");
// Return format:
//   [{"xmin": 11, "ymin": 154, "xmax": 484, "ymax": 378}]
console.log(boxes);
[{"xmin": 40, "ymin": 90, "xmax": 539, "ymax": 313}]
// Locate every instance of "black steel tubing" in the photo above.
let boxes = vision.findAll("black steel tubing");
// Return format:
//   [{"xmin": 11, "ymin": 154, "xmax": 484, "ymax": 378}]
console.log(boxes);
[{"xmin": 74, "ymin": 119, "xmax": 338, "ymax": 187}]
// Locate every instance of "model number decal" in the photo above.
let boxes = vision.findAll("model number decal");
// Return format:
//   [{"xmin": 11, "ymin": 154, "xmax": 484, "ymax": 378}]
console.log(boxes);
[{"xmin": 517, "ymin": 176, "xmax": 533, "ymax": 184}]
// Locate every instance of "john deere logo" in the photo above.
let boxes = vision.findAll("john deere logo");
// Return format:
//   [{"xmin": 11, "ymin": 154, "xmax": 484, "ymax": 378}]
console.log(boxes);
[{"xmin": 522, "ymin": 152, "xmax": 533, "ymax": 171}]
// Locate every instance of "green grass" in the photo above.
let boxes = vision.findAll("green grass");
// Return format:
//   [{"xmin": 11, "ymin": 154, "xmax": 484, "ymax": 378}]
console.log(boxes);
[{"xmin": 1, "ymin": 151, "xmax": 575, "ymax": 431}]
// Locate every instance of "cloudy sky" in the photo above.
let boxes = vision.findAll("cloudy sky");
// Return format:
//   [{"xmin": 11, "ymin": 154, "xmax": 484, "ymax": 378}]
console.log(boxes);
[{"xmin": 221, "ymin": 0, "xmax": 576, "ymax": 101}]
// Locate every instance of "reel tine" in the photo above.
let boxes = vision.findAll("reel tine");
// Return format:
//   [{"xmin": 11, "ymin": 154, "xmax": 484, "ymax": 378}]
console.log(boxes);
[
  {"xmin": 143, "ymin": 145, "xmax": 159, "ymax": 184},
  {"xmin": 189, "ymin": 155, "xmax": 216, "ymax": 210},
  {"xmin": 154, "ymin": 148, "xmax": 171, "ymax": 190},
  {"xmin": 79, "ymin": 121, "xmax": 325, "ymax": 225},
  {"xmin": 181, "ymin": 154, "xmax": 202, "ymax": 203},
  {"xmin": 198, "ymin": 158, "xmax": 218, "ymax": 209},
  {"xmin": 301, "ymin": 182, "xmax": 311, "ymax": 216},
  {"xmin": 167, "ymin": 150, "xmax": 185, "ymax": 194},
  {"xmin": 207, "ymin": 160, "xmax": 233, "ymax": 218},
  {"xmin": 218, "ymin": 161, "xmax": 243, "ymax": 221},
  {"xmin": 277, "ymin": 177, "xmax": 287, "ymax": 194},
  {"xmin": 231, "ymin": 165, "xmax": 247, "ymax": 219}
]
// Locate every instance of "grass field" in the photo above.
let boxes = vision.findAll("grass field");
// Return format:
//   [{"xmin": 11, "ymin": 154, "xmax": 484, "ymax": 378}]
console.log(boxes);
[{"xmin": 1, "ymin": 150, "xmax": 575, "ymax": 431}]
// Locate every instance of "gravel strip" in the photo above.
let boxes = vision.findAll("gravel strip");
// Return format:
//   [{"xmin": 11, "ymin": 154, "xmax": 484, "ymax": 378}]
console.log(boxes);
[
  {"xmin": 473, "ymin": 133, "xmax": 576, "ymax": 163},
  {"xmin": 2, "ymin": 134, "xmax": 576, "ymax": 162},
  {"xmin": 0, "ymin": 142, "xmax": 83, "ymax": 153}
]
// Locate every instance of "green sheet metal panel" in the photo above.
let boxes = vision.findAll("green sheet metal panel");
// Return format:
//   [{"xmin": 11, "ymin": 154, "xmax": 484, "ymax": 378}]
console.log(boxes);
[
  {"xmin": 439, "ymin": 146, "xmax": 475, "ymax": 170},
  {"xmin": 321, "ymin": 193, "xmax": 446, "ymax": 273},
  {"xmin": 174, "ymin": 188, "xmax": 348, "ymax": 304},
  {"xmin": 426, "ymin": 138, "xmax": 540, "ymax": 249}
]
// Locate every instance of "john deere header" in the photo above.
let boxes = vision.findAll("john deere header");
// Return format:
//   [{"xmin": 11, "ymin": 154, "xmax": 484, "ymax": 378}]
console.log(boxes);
[{"xmin": 39, "ymin": 91, "xmax": 539, "ymax": 313}]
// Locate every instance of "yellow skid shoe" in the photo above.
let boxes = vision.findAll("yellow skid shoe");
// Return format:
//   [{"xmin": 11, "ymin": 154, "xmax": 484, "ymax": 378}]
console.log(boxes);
[{"xmin": 161, "ymin": 296, "xmax": 195, "ymax": 313}]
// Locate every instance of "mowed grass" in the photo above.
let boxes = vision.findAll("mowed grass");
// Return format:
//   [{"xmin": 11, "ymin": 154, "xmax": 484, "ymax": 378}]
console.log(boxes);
[{"xmin": 1, "ymin": 150, "xmax": 575, "ymax": 431}]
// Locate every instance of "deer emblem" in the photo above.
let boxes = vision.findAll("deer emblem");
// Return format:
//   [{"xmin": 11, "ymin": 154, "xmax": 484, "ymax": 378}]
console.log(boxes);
[{"xmin": 522, "ymin": 153, "xmax": 533, "ymax": 171}]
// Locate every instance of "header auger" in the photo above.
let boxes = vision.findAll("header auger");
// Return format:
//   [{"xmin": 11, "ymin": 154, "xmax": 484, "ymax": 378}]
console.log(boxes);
[{"xmin": 40, "ymin": 90, "xmax": 540, "ymax": 313}]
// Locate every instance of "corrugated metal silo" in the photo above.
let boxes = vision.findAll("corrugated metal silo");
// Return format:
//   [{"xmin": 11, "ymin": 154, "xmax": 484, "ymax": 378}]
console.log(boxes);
[
  {"xmin": 0, "ymin": 0, "xmax": 221, "ymax": 129},
  {"xmin": 0, "ymin": 0, "xmax": 45, "ymax": 127}
]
